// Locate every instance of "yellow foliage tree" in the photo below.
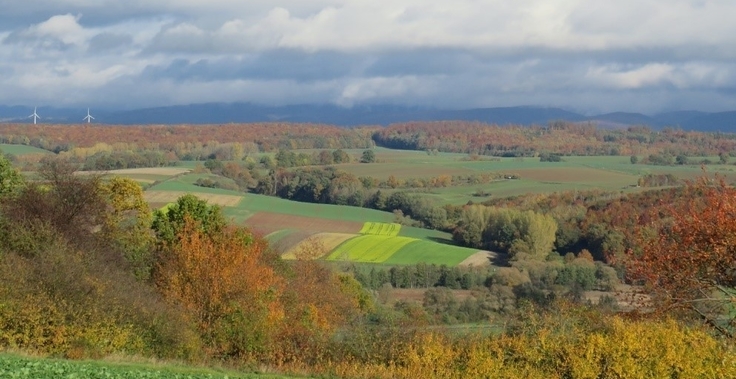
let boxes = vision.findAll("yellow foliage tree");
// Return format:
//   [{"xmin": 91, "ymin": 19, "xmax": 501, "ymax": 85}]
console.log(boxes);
[{"xmin": 99, "ymin": 176, "xmax": 154, "ymax": 280}]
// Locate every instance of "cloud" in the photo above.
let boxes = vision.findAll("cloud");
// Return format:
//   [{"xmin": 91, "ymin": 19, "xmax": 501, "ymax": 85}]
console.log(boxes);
[
  {"xmin": 3, "ymin": 13, "xmax": 87, "ymax": 49},
  {"xmin": 88, "ymin": 32, "xmax": 133, "ymax": 52},
  {"xmin": 0, "ymin": 1, "xmax": 734, "ymax": 114}
]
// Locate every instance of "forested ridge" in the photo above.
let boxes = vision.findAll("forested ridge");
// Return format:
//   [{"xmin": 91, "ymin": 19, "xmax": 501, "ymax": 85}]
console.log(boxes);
[{"xmin": 373, "ymin": 121, "xmax": 736, "ymax": 156}]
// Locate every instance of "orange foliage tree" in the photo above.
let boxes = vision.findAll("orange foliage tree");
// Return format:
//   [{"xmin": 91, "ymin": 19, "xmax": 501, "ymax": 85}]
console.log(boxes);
[
  {"xmin": 154, "ymin": 216, "xmax": 284, "ymax": 358},
  {"xmin": 627, "ymin": 175, "xmax": 736, "ymax": 336}
]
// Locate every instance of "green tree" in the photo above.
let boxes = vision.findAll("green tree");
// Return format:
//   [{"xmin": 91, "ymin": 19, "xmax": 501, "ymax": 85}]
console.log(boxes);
[
  {"xmin": 100, "ymin": 177, "xmax": 155, "ymax": 280},
  {"xmin": 360, "ymin": 149, "xmax": 376, "ymax": 163},
  {"xmin": 719, "ymin": 152, "xmax": 729, "ymax": 164},
  {"xmin": 332, "ymin": 149, "xmax": 350, "ymax": 164},
  {"xmin": 0, "ymin": 152, "xmax": 23, "ymax": 198},
  {"xmin": 151, "ymin": 194, "xmax": 226, "ymax": 247}
]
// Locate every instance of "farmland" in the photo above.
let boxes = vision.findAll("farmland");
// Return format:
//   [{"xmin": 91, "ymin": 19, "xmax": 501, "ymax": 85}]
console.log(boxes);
[
  {"xmin": 383, "ymin": 240, "xmax": 482, "ymax": 266},
  {"xmin": 282, "ymin": 232, "xmax": 356, "ymax": 259},
  {"xmin": 327, "ymin": 235, "xmax": 417, "ymax": 263},
  {"xmin": 0, "ymin": 143, "xmax": 52, "ymax": 156}
]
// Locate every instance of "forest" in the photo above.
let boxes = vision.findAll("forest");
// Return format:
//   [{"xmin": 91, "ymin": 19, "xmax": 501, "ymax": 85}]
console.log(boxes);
[{"xmin": 1, "ymin": 120, "xmax": 736, "ymax": 378}]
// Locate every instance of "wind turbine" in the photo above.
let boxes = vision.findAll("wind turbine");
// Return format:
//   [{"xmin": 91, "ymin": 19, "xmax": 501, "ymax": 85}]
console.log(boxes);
[
  {"xmin": 28, "ymin": 107, "xmax": 40, "ymax": 124},
  {"xmin": 83, "ymin": 108, "xmax": 95, "ymax": 123}
]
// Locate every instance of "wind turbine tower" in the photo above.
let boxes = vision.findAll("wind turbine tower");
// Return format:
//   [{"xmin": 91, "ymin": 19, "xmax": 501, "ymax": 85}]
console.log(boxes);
[
  {"xmin": 28, "ymin": 107, "xmax": 40, "ymax": 124},
  {"xmin": 83, "ymin": 108, "xmax": 95, "ymax": 123}
]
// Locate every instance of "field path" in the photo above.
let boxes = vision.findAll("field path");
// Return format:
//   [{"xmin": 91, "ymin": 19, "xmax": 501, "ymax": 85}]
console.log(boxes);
[{"xmin": 458, "ymin": 250, "xmax": 498, "ymax": 267}]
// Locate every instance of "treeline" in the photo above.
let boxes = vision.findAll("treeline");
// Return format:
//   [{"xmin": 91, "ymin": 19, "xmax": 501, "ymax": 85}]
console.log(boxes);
[
  {"xmin": 348, "ymin": 255, "xmax": 618, "ymax": 324},
  {"xmin": 373, "ymin": 121, "xmax": 736, "ymax": 157},
  {"xmin": 0, "ymin": 123, "xmax": 376, "ymax": 162}
]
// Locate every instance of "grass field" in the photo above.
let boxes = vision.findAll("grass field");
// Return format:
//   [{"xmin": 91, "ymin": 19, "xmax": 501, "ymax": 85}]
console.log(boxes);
[
  {"xmin": 383, "ymin": 240, "xmax": 481, "ymax": 266},
  {"xmin": 145, "ymin": 174, "xmax": 395, "ymax": 224},
  {"xmin": 335, "ymin": 150, "xmax": 736, "ymax": 205},
  {"xmin": 0, "ymin": 354, "xmax": 298, "ymax": 379},
  {"xmin": 0, "ymin": 143, "xmax": 52, "ymax": 156},
  {"xmin": 359, "ymin": 222, "xmax": 401, "ymax": 236},
  {"xmin": 327, "ymin": 235, "xmax": 417, "ymax": 263}
]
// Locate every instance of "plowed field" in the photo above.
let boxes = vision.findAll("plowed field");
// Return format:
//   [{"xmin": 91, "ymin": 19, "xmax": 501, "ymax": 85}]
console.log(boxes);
[{"xmin": 244, "ymin": 212, "xmax": 363, "ymax": 235}]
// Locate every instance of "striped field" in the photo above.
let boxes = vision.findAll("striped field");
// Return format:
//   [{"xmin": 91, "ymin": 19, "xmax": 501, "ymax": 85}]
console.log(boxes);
[{"xmin": 359, "ymin": 222, "xmax": 401, "ymax": 236}]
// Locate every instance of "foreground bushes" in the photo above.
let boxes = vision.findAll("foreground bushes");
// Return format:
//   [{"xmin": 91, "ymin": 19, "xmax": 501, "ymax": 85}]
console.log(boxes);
[{"xmin": 325, "ymin": 307, "xmax": 736, "ymax": 379}]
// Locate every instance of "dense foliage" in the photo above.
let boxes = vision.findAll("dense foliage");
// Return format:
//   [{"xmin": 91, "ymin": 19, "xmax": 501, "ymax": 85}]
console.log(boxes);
[
  {"xmin": 627, "ymin": 176, "xmax": 736, "ymax": 336},
  {"xmin": 373, "ymin": 121, "xmax": 736, "ymax": 157}
]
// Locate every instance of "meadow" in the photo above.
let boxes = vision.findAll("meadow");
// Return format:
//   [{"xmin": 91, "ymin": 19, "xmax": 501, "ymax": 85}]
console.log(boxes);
[
  {"xmin": 0, "ymin": 143, "xmax": 52, "ymax": 156},
  {"xmin": 0, "ymin": 354, "xmax": 298, "ymax": 379}
]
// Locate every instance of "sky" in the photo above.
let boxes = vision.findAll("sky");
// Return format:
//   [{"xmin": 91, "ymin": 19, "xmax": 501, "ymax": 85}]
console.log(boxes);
[{"xmin": 1, "ymin": 0, "xmax": 736, "ymax": 114}]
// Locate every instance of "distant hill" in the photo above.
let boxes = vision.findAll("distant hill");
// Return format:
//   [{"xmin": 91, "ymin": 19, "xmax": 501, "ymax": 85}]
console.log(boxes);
[
  {"xmin": 678, "ymin": 111, "xmax": 736, "ymax": 132},
  {"xmin": 0, "ymin": 103, "xmax": 735, "ymax": 131}
]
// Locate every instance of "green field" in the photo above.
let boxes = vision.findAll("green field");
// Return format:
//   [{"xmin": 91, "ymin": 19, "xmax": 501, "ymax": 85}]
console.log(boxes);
[
  {"xmin": 359, "ymin": 222, "xmax": 401, "ymax": 236},
  {"xmin": 145, "ymin": 173, "xmax": 394, "ymax": 224},
  {"xmin": 327, "ymin": 235, "xmax": 416, "ymax": 263},
  {"xmin": 325, "ymin": 233, "xmax": 478, "ymax": 265},
  {"xmin": 0, "ymin": 143, "xmax": 52, "ymax": 156},
  {"xmin": 332, "ymin": 150, "xmax": 736, "ymax": 205},
  {"xmin": 383, "ymin": 240, "xmax": 480, "ymax": 266},
  {"xmin": 0, "ymin": 354, "xmax": 298, "ymax": 379}
]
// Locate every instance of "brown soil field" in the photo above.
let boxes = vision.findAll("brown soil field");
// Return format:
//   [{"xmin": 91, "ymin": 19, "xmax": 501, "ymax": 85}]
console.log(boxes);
[
  {"xmin": 282, "ymin": 232, "xmax": 356, "ymax": 259},
  {"xmin": 243, "ymin": 212, "xmax": 363, "ymax": 235},
  {"xmin": 143, "ymin": 191, "xmax": 243, "ymax": 207},
  {"xmin": 269, "ymin": 230, "xmax": 316, "ymax": 254},
  {"xmin": 458, "ymin": 251, "xmax": 497, "ymax": 267}
]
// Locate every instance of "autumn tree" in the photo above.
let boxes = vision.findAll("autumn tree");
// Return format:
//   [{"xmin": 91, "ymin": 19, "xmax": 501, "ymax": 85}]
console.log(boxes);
[
  {"xmin": 154, "ymin": 217, "xmax": 284, "ymax": 358},
  {"xmin": 627, "ymin": 175, "xmax": 736, "ymax": 336}
]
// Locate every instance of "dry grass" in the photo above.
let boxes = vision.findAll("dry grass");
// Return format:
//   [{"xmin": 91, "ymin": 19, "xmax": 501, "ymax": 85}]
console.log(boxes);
[
  {"xmin": 282, "ymin": 233, "xmax": 356, "ymax": 260},
  {"xmin": 143, "ymin": 191, "xmax": 243, "ymax": 207},
  {"xmin": 457, "ymin": 251, "xmax": 496, "ymax": 267}
]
